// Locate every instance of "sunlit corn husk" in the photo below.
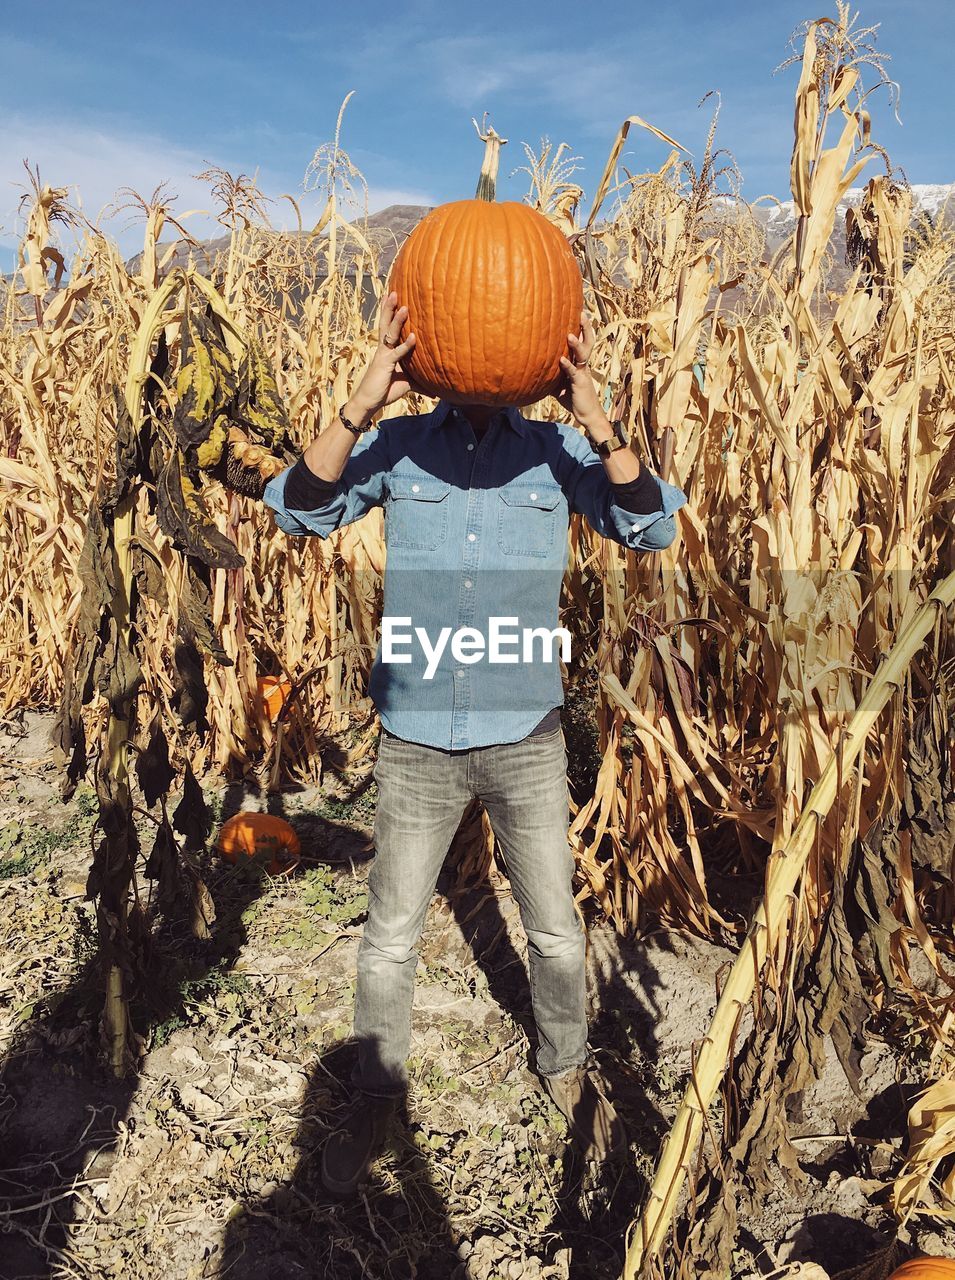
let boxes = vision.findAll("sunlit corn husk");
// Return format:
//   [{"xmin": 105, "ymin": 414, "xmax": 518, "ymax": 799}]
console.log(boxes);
[{"xmin": 891, "ymin": 1070, "xmax": 955, "ymax": 1225}]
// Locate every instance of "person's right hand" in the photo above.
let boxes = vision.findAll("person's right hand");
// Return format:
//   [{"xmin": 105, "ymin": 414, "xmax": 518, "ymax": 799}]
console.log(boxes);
[{"xmin": 346, "ymin": 291, "xmax": 417, "ymax": 419}]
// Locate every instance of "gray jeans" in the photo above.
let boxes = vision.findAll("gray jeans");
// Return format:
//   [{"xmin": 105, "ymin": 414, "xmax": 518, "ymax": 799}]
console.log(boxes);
[{"xmin": 350, "ymin": 724, "xmax": 590, "ymax": 1097}]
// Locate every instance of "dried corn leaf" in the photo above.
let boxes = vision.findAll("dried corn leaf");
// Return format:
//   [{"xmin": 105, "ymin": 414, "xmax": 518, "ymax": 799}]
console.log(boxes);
[
  {"xmin": 135, "ymin": 714, "xmax": 175, "ymax": 808},
  {"xmin": 892, "ymin": 1072, "xmax": 955, "ymax": 1223},
  {"xmin": 156, "ymin": 447, "xmax": 244, "ymax": 569},
  {"xmin": 173, "ymin": 303, "xmax": 236, "ymax": 471},
  {"xmin": 143, "ymin": 816, "xmax": 179, "ymax": 910},
  {"xmin": 172, "ymin": 761, "xmax": 213, "ymax": 855}
]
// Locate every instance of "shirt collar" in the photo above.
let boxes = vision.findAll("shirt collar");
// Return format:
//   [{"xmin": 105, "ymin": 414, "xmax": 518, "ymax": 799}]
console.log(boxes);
[{"xmin": 432, "ymin": 399, "xmax": 525, "ymax": 436}]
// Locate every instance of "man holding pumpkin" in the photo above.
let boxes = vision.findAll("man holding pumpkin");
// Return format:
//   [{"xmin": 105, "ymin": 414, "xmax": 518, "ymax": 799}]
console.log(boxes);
[{"xmin": 265, "ymin": 235, "xmax": 686, "ymax": 1194}]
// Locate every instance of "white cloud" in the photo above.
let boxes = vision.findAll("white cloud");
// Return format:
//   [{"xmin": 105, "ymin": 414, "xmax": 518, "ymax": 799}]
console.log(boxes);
[
  {"xmin": 411, "ymin": 34, "xmax": 628, "ymax": 123},
  {"xmin": 366, "ymin": 185, "xmax": 439, "ymax": 210},
  {"xmin": 0, "ymin": 117, "xmax": 439, "ymax": 266},
  {"xmin": 0, "ymin": 118, "xmax": 231, "ymax": 255}
]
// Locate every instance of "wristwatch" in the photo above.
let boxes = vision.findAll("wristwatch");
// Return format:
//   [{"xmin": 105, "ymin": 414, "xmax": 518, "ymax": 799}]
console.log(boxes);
[
  {"xmin": 587, "ymin": 419, "xmax": 629, "ymax": 457},
  {"xmin": 339, "ymin": 404, "xmax": 373, "ymax": 436}
]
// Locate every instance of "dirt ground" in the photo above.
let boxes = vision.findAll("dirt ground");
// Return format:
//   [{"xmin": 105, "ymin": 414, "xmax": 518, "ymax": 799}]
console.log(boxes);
[{"xmin": 0, "ymin": 710, "xmax": 951, "ymax": 1280}]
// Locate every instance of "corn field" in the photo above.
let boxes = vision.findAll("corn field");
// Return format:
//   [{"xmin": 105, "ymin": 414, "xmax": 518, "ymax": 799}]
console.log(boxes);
[{"xmin": 1, "ymin": 7, "xmax": 954, "ymax": 1275}]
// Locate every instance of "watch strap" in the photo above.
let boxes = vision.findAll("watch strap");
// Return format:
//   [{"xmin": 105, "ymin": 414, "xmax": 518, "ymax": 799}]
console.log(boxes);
[
  {"xmin": 587, "ymin": 418, "xmax": 629, "ymax": 456},
  {"xmin": 594, "ymin": 434, "xmax": 626, "ymax": 457}
]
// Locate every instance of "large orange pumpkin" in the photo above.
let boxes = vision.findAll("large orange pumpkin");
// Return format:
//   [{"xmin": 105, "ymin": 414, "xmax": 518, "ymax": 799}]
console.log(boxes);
[
  {"xmin": 889, "ymin": 1262, "xmax": 955, "ymax": 1279},
  {"xmin": 388, "ymin": 125, "xmax": 583, "ymax": 408},
  {"xmin": 216, "ymin": 812, "xmax": 301, "ymax": 876}
]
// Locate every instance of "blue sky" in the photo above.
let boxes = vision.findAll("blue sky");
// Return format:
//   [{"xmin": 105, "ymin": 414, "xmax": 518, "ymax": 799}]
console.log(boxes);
[{"xmin": 1, "ymin": 0, "xmax": 952, "ymax": 274}]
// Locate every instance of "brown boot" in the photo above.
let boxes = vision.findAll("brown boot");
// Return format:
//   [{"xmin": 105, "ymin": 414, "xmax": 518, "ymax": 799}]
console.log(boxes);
[
  {"xmin": 320, "ymin": 1096, "xmax": 396, "ymax": 1195},
  {"xmin": 541, "ymin": 1063, "xmax": 627, "ymax": 1160}
]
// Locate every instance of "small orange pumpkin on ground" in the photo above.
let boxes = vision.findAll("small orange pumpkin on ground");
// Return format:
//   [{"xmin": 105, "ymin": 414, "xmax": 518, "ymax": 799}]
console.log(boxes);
[
  {"xmin": 257, "ymin": 675, "xmax": 292, "ymax": 722},
  {"xmin": 216, "ymin": 812, "xmax": 301, "ymax": 876},
  {"xmin": 889, "ymin": 1260, "xmax": 955, "ymax": 1279},
  {"xmin": 387, "ymin": 121, "xmax": 583, "ymax": 408}
]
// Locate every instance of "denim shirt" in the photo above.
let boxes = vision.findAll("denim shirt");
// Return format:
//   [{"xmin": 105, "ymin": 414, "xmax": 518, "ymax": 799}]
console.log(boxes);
[{"xmin": 263, "ymin": 400, "xmax": 687, "ymax": 750}]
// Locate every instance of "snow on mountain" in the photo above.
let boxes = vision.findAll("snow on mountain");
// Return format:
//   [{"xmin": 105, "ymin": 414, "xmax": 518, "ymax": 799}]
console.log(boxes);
[
  {"xmin": 844, "ymin": 182, "xmax": 955, "ymax": 216},
  {"xmin": 755, "ymin": 181, "xmax": 954, "ymax": 235}
]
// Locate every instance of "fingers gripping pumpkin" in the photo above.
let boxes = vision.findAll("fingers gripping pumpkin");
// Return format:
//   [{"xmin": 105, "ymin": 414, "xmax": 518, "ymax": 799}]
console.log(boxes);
[{"xmin": 387, "ymin": 122, "xmax": 584, "ymax": 408}]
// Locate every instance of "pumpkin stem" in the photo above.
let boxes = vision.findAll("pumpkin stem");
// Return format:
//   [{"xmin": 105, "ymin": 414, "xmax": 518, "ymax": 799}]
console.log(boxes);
[{"xmin": 472, "ymin": 114, "xmax": 507, "ymax": 202}]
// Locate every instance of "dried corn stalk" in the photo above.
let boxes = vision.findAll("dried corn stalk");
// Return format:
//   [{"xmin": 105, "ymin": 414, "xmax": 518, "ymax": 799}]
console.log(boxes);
[
  {"xmin": 624, "ymin": 568, "xmax": 955, "ymax": 1274},
  {"xmin": 50, "ymin": 267, "xmax": 294, "ymax": 1073}
]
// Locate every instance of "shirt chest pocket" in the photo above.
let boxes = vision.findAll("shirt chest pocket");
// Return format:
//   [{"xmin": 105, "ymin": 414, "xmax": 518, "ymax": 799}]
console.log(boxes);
[
  {"xmin": 497, "ymin": 483, "xmax": 562, "ymax": 558},
  {"xmin": 386, "ymin": 475, "xmax": 453, "ymax": 550}
]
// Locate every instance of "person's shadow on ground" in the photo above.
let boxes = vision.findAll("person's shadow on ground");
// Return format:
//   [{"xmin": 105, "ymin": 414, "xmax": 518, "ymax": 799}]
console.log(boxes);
[
  {"xmin": 218, "ymin": 1037, "xmax": 456, "ymax": 1280},
  {"xmin": 0, "ymin": 771, "xmax": 366, "ymax": 1280},
  {"xmin": 219, "ymin": 805, "xmax": 670, "ymax": 1280}
]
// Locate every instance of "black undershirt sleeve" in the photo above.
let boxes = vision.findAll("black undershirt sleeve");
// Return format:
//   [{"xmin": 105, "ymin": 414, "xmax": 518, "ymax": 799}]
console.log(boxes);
[
  {"xmin": 283, "ymin": 456, "xmax": 339, "ymax": 511},
  {"xmin": 609, "ymin": 461, "xmax": 664, "ymax": 515}
]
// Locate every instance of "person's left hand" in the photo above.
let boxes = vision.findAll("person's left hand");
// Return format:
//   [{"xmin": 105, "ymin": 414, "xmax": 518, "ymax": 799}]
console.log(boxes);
[{"xmin": 556, "ymin": 310, "xmax": 603, "ymax": 428}]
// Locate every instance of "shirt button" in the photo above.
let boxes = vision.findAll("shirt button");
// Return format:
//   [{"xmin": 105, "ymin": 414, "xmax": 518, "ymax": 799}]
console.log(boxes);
[
  {"xmin": 530, "ymin": 492, "xmax": 538, "ymax": 500},
  {"xmin": 411, "ymin": 483, "xmax": 420, "ymax": 493},
  {"xmin": 467, "ymin": 533, "xmax": 476, "ymax": 542},
  {"xmin": 464, "ymin": 578, "xmax": 473, "ymax": 589},
  {"xmin": 467, "ymin": 443, "xmax": 474, "ymax": 451},
  {"xmin": 455, "ymin": 668, "xmax": 464, "ymax": 677}
]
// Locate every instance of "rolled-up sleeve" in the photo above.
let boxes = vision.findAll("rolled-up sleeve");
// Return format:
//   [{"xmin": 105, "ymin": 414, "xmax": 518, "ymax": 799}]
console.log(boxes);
[
  {"xmin": 555, "ymin": 423, "xmax": 687, "ymax": 552},
  {"xmin": 262, "ymin": 425, "xmax": 391, "ymax": 538}
]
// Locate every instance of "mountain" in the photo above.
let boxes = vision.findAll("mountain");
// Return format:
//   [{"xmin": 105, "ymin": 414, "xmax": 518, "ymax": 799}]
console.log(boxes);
[
  {"xmin": 4, "ymin": 183, "xmax": 952, "ymax": 318},
  {"xmin": 121, "ymin": 203, "xmax": 435, "ymax": 284},
  {"xmin": 127, "ymin": 182, "xmax": 955, "ymax": 320},
  {"xmin": 756, "ymin": 182, "xmax": 954, "ymax": 242},
  {"xmin": 750, "ymin": 182, "xmax": 954, "ymax": 271}
]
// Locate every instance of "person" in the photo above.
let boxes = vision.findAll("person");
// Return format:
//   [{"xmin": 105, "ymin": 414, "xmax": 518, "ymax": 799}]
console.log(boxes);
[{"xmin": 263, "ymin": 291, "xmax": 687, "ymax": 1195}]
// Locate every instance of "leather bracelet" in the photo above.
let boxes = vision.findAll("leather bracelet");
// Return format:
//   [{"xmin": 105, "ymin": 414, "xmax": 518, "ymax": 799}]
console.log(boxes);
[{"xmin": 339, "ymin": 404, "xmax": 372, "ymax": 436}]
